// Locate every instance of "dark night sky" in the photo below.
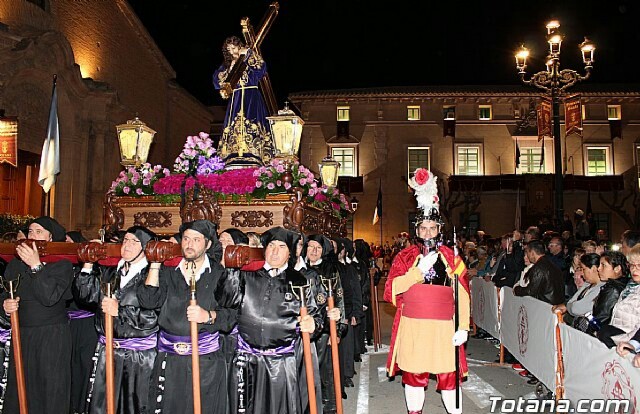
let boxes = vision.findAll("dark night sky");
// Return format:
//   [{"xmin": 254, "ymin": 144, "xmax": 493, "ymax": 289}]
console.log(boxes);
[{"xmin": 127, "ymin": 0, "xmax": 640, "ymax": 107}]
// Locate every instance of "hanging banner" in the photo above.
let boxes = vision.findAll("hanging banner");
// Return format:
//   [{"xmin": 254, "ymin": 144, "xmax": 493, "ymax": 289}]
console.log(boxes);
[
  {"xmin": 564, "ymin": 95, "xmax": 582, "ymax": 137},
  {"xmin": 537, "ymin": 98, "xmax": 552, "ymax": 142},
  {"xmin": 470, "ymin": 279, "xmax": 500, "ymax": 339},
  {"xmin": 0, "ymin": 116, "xmax": 18, "ymax": 167},
  {"xmin": 500, "ymin": 288, "xmax": 557, "ymax": 391},
  {"xmin": 560, "ymin": 324, "xmax": 639, "ymax": 414}
]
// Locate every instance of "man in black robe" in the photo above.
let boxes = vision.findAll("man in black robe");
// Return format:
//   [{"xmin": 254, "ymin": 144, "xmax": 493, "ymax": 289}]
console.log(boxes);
[
  {"xmin": 332, "ymin": 238, "xmax": 363, "ymax": 389},
  {"xmin": 2, "ymin": 216, "xmax": 73, "ymax": 414},
  {"xmin": 74, "ymin": 225, "xmax": 159, "ymax": 413},
  {"xmin": 305, "ymin": 234, "xmax": 347, "ymax": 410},
  {"xmin": 230, "ymin": 227, "xmax": 323, "ymax": 414},
  {"xmin": 138, "ymin": 220, "xmax": 239, "ymax": 414},
  {"xmin": 66, "ymin": 230, "xmax": 99, "ymax": 414}
]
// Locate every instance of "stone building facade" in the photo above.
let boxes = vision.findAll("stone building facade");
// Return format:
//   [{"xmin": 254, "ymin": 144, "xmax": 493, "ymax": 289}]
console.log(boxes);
[
  {"xmin": 0, "ymin": 0, "xmax": 218, "ymax": 234},
  {"xmin": 290, "ymin": 85, "xmax": 640, "ymax": 243}
]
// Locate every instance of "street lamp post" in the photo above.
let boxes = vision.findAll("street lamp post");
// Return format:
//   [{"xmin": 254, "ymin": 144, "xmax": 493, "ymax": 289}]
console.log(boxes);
[{"xmin": 515, "ymin": 20, "xmax": 595, "ymax": 225}]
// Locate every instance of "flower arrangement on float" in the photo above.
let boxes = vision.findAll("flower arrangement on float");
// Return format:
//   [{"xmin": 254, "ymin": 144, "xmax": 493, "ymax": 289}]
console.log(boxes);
[
  {"xmin": 109, "ymin": 132, "xmax": 352, "ymax": 217},
  {"xmin": 109, "ymin": 163, "xmax": 171, "ymax": 196}
]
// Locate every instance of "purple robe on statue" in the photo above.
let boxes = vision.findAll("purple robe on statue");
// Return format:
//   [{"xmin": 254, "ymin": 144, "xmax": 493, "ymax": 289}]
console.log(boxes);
[{"xmin": 214, "ymin": 48, "xmax": 274, "ymax": 168}]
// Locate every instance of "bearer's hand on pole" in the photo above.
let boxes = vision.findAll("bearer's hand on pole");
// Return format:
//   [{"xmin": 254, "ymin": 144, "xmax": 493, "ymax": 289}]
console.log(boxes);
[
  {"xmin": 101, "ymin": 297, "xmax": 119, "ymax": 317},
  {"xmin": 452, "ymin": 330, "xmax": 468, "ymax": 346},
  {"xmin": 327, "ymin": 307, "xmax": 341, "ymax": 322},
  {"xmin": 616, "ymin": 341, "xmax": 636, "ymax": 357},
  {"xmin": 3, "ymin": 297, "xmax": 19, "ymax": 315},
  {"xmin": 298, "ymin": 314, "xmax": 315, "ymax": 334},
  {"xmin": 17, "ymin": 242, "xmax": 41, "ymax": 268},
  {"xmin": 187, "ymin": 305, "xmax": 210, "ymax": 324}
]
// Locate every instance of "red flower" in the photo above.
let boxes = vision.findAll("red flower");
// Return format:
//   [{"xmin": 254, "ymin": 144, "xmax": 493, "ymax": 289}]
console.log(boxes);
[{"xmin": 414, "ymin": 168, "xmax": 429, "ymax": 185}]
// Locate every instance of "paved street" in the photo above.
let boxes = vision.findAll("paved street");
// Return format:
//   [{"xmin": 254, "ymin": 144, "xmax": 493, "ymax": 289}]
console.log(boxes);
[{"xmin": 340, "ymin": 296, "xmax": 550, "ymax": 414}]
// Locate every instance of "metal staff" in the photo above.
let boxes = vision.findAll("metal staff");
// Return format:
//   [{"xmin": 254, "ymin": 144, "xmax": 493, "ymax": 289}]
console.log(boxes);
[
  {"xmin": 452, "ymin": 228, "xmax": 460, "ymax": 410},
  {"xmin": 291, "ymin": 283, "xmax": 317, "ymax": 414},
  {"xmin": 189, "ymin": 266, "xmax": 202, "ymax": 414},
  {"xmin": 8, "ymin": 280, "xmax": 27, "ymax": 414},
  {"xmin": 322, "ymin": 276, "xmax": 343, "ymax": 414},
  {"xmin": 103, "ymin": 282, "xmax": 115, "ymax": 414}
]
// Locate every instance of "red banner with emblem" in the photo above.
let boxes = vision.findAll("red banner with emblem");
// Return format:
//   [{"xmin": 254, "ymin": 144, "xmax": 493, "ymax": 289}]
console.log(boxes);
[
  {"xmin": 0, "ymin": 117, "xmax": 18, "ymax": 167},
  {"xmin": 564, "ymin": 95, "xmax": 582, "ymax": 137},
  {"xmin": 537, "ymin": 98, "xmax": 552, "ymax": 142}
]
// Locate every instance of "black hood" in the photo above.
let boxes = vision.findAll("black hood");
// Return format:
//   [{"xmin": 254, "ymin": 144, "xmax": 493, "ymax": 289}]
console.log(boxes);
[
  {"xmin": 180, "ymin": 220, "xmax": 222, "ymax": 263},
  {"xmin": 221, "ymin": 228, "xmax": 249, "ymax": 245},
  {"xmin": 125, "ymin": 226, "xmax": 156, "ymax": 250},
  {"xmin": 261, "ymin": 227, "xmax": 300, "ymax": 269},
  {"xmin": 32, "ymin": 216, "xmax": 66, "ymax": 242}
]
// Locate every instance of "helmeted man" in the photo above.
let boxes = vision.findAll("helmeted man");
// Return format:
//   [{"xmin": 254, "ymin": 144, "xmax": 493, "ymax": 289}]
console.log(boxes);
[{"xmin": 384, "ymin": 169, "xmax": 470, "ymax": 414}]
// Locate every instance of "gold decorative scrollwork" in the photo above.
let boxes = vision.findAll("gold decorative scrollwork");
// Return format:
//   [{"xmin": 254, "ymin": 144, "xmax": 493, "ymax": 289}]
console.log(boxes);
[
  {"xmin": 230, "ymin": 210, "xmax": 274, "ymax": 228},
  {"xmin": 103, "ymin": 192, "xmax": 125, "ymax": 233}
]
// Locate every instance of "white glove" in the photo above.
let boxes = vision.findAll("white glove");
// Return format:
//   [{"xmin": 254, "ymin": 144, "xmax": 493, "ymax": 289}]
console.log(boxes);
[
  {"xmin": 417, "ymin": 251, "xmax": 438, "ymax": 274},
  {"xmin": 452, "ymin": 330, "xmax": 468, "ymax": 346}
]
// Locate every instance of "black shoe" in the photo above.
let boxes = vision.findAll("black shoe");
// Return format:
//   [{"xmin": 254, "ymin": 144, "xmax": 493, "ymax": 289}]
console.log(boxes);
[
  {"xmin": 344, "ymin": 378, "xmax": 354, "ymax": 387},
  {"xmin": 341, "ymin": 391, "xmax": 347, "ymax": 399},
  {"xmin": 354, "ymin": 356, "xmax": 362, "ymax": 362},
  {"xmin": 527, "ymin": 377, "xmax": 539, "ymax": 385}
]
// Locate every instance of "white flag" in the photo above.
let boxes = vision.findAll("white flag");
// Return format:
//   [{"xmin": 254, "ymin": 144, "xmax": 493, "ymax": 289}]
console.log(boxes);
[{"xmin": 38, "ymin": 82, "xmax": 60, "ymax": 193}]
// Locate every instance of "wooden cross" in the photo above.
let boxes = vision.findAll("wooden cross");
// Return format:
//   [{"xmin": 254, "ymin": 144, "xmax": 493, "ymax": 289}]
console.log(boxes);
[{"xmin": 219, "ymin": 2, "xmax": 279, "ymax": 116}]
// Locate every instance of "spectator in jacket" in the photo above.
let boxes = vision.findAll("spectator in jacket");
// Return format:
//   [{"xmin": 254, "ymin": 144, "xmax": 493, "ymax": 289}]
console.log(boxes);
[
  {"xmin": 553, "ymin": 253, "xmax": 604, "ymax": 326},
  {"xmin": 514, "ymin": 240, "xmax": 564, "ymax": 305},
  {"xmin": 492, "ymin": 234, "xmax": 525, "ymax": 288},
  {"xmin": 597, "ymin": 245, "xmax": 640, "ymax": 348},
  {"xmin": 592, "ymin": 251, "xmax": 630, "ymax": 328}
]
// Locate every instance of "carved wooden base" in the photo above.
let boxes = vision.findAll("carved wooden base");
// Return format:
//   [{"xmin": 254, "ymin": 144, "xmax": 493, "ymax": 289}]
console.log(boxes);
[{"xmin": 103, "ymin": 189, "xmax": 347, "ymax": 238}]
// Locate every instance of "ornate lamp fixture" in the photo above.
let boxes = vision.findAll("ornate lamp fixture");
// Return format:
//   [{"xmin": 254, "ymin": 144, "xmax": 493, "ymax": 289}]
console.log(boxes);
[
  {"xmin": 514, "ymin": 19, "xmax": 595, "ymax": 225},
  {"xmin": 350, "ymin": 196, "xmax": 359, "ymax": 212},
  {"xmin": 266, "ymin": 102, "xmax": 305, "ymax": 184},
  {"xmin": 318, "ymin": 156, "xmax": 340, "ymax": 188},
  {"xmin": 116, "ymin": 116, "xmax": 156, "ymax": 167}
]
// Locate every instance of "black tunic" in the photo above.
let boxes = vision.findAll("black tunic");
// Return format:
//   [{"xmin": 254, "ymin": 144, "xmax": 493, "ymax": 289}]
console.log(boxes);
[
  {"xmin": 68, "ymin": 264, "xmax": 99, "ymax": 414},
  {"xmin": 74, "ymin": 264, "xmax": 159, "ymax": 414},
  {"xmin": 308, "ymin": 259, "xmax": 347, "ymax": 410},
  {"xmin": 337, "ymin": 261, "xmax": 362, "ymax": 381},
  {"xmin": 231, "ymin": 267, "xmax": 323, "ymax": 414},
  {"xmin": 2, "ymin": 258, "xmax": 73, "ymax": 414},
  {"xmin": 137, "ymin": 260, "xmax": 239, "ymax": 414}
]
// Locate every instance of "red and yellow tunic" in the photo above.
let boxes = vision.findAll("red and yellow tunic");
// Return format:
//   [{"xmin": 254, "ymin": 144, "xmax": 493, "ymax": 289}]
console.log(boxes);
[{"xmin": 384, "ymin": 244, "xmax": 470, "ymax": 377}]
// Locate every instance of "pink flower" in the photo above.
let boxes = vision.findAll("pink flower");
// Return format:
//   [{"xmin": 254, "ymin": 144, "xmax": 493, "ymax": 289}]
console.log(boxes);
[
  {"xmin": 123, "ymin": 186, "xmax": 130, "ymax": 194},
  {"xmin": 299, "ymin": 178, "xmax": 307, "ymax": 186},
  {"xmin": 256, "ymin": 180, "xmax": 263, "ymax": 188},
  {"xmin": 276, "ymin": 164, "xmax": 285, "ymax": 173},
  {"xmin": 266, "ymin": 171, "xmax": 273, "ymax": 177},
  {"xmin": 315, "ymin": 193, "xmax": 327, "ymax": 202},
  {"xmin": 142, "ymin": 178, "xmax": 151, "ymax": 186},
  {"xmin": 414, "ymin": 168, "xmax": 430, "ymax": 185},
  {"xmin": 136, "ymin": 188, "xmax": 144, "ymax": 195},
  {"xmin": 331, "ymin": 202, "xmax": 340, "ymax": 211},
  {"xmin": 267, "ymin": 183, "xmax": 276, "ymax": 190},
  {"xmin": 284, "ymin": 182, "xmax": 292, "ymax": 190},
  {"xmin": 276, "ymin": 180, "xmax": 282, "ymax": 186}
]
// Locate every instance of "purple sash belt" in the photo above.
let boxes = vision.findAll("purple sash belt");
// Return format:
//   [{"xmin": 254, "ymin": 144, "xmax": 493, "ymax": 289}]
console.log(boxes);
[
  {"xmin": 0, "ymin": 328, "xmax": 10, "ymax": 344},
  {"xmin": 158, "ymin": 330, "xmax": 220, "ymax": 356},
  {"xmin": 67, "ymin": 309, "xmax": 95, "ymax": 320},
  {"xmin": 236, "ymin": 333, "xmax": 296, "ymax": 356},
  {"xmin": 98, "ymin": 333, "xmax": 157, "ymax": 350}
]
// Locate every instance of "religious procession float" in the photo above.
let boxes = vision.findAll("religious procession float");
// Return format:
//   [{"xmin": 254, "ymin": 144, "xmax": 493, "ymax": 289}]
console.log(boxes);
[{"xmin": 103, "ymin": 120, "xmax": 351, "ymax": 239}]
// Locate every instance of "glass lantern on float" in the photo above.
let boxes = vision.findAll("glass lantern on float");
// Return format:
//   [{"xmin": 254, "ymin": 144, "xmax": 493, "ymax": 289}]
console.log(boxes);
[
  {"xmin": 266, "ymin": 102, "xmax": 304, "ymax": 186},
  {"xmin": 318, "ymin": 156, "xmax": 340, "ymax": 189},
  {"xmin": 116, "ymin": 116, "xmax": 157, "ymax": 167}
]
